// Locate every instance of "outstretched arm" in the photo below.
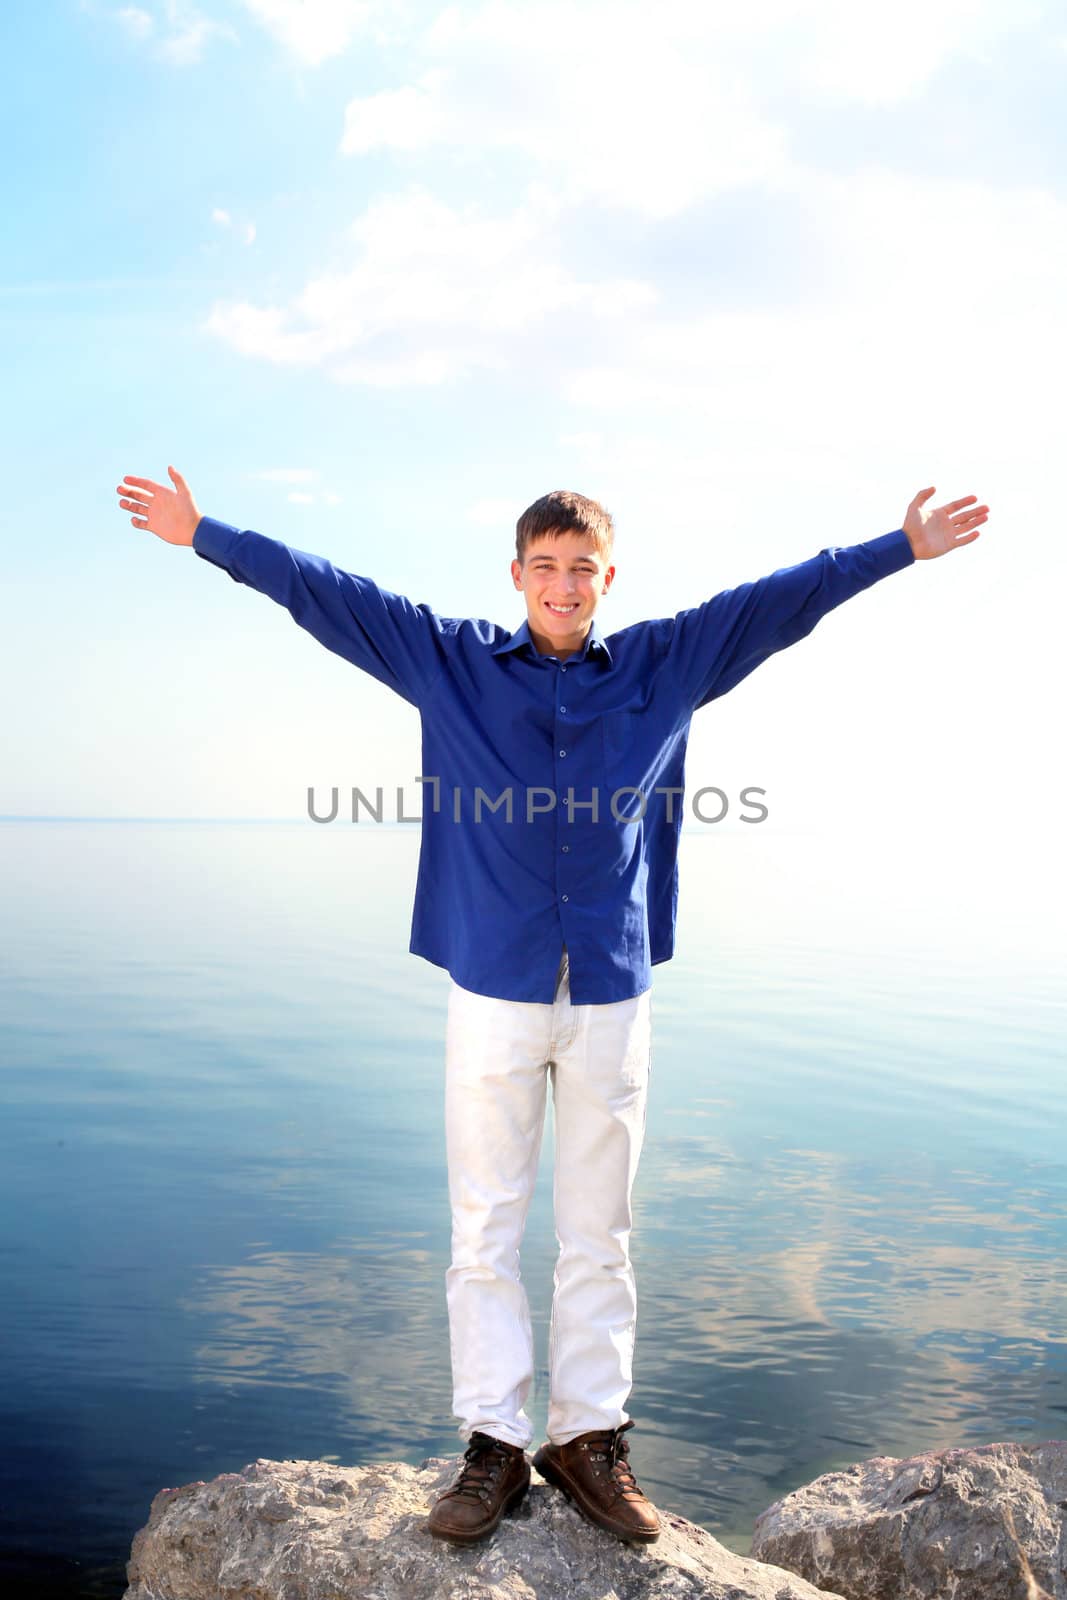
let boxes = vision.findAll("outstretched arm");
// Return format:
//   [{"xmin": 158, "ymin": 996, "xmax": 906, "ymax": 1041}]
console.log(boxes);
[
  {"xmin": 115, "ymin": 467, "xmax": 443, "ymax": 707},
  {"xmin": 670, "ymin": 484, "xmax": 989, "ymax": 712}
]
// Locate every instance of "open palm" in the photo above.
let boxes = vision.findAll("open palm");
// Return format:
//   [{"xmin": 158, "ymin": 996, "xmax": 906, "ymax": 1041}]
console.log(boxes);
[
  {"xmin": 903, "ymin": 487, "xmax": 988, "ymax": 560},
  {"xmin": 116, "ymin": 466, "xmax": 200, "ymax": 546}
]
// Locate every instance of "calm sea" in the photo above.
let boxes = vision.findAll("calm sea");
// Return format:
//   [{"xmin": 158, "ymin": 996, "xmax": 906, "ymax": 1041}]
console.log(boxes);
[{"xmin": 1, "ymin": 819, "xmax": 1065, "ymax": 1598}]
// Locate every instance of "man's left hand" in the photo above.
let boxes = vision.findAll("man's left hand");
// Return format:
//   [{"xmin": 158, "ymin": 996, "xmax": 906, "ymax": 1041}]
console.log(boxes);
[{"xmin": 903, "ymin": 487, "xmax": 989, "ymax": 560}]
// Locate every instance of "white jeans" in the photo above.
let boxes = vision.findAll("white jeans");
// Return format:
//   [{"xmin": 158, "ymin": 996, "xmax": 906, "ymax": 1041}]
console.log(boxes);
[{"xmin": 444, "ymin": 945, "xmax": 652, "ymax": 1448}]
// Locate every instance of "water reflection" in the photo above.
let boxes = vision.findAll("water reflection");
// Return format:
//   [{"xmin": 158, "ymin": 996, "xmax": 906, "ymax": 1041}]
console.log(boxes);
[
  {"xmin": 180, "ymin": 1239, "xmax": 447, "ymax": 1398},
  {"xmin": 1, "ymin": 820, "xmax": 1065, "ymax": 1595},
  {"xmin": 167, "ymin": 1109, "xmax": 1067, "ymax": 1556}
]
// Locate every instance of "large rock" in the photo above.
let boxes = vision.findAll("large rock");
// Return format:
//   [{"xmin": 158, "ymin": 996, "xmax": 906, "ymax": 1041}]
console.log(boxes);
[
  {"xmin": 751, "ymin": 1441, "xmax": 1067, "ymax": 1600},
  {"xmin": 124, "ymin": 1452, "xmax": 846, "ymax": 1600}
]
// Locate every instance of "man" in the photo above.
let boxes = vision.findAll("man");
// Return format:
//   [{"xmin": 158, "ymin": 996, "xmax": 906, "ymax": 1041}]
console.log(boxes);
[{"xmin": 115, "ymin": 467, "xmax": 987, "ymax": 1547}]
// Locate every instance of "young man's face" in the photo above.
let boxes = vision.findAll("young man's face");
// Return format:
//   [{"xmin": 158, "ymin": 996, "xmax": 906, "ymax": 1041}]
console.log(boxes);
[{"xmin": 510, "ymin": 529, "xmax": 615, "ymax": 660}]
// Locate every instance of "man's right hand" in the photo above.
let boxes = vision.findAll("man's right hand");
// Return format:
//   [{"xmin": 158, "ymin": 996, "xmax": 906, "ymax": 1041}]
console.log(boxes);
[{"xmin": 116, "ymin": 466, "xmax": 201, "ymax": 546}]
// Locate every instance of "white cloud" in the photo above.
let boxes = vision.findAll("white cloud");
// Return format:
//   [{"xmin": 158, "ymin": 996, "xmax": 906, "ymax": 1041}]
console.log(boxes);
[
  {"xmin": 342, "ymin": 6, "xmax": 788, "ymax": 218},
  {"xmin": 337, "ymin": 0, "xmax": 1039, "ymax": 215},
  {"xmin": 537, "ymin": 164, "xmax": 1066, "ymax": 618},
  {"xmin": 204, "ymin": 0, "xmax": 1064, "ymax": 466},
  {"xmin": 341, "ymin": 73, "xmax": 445, "ymax": 153},
  {"xmin": 286, "ymin": 489, "xmax": 342, "ymax": 505},
  {"xmin": 204, "ymin": 155, "xmax": 1067, "ymax": 455},
  {"xmin": 114, "ymin": 5, "xmax": 153, "ymax": 39},
  {"xmin": 211, "ymin": 208, "xmax": 257, "ymax": 245},
  {"xmin": 157, "ymin": 0, "xmax": 237, "ymax": 63},
  {"xmin": 110, "ymin": 0, "xmax": 237, "ymax": 62},
  {"xmin": 247, "ymin": 470, "xmax": 342, "ymax": 505},
  {"xmin": 769, "ymin": 0, "xmax": 1046, "ymax": 105},
  {"xmin": 202, "ymin": 301, "xmax": 353, "ymax": 366},
  {"xmin": 237, "ymin": 0, "xmax": 376, "ymax": 65},
  {"xmin": 559, "ymin": 166, "xmax": 1067, "ymax": 474},
  {"xmin": 203, "ymin": 186, "xmax": 658, "ymax": 384},
  {"xmin": 330, "ymin": 348, "xmax": 482, "ymax": 386}
]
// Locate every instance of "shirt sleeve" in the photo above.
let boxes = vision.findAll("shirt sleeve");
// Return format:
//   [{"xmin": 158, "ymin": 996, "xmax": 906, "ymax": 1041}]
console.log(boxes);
[
  {"xmin": 191, "ymin": 515, "xmax": 444, "ymax": 708},
  {"xmin": 670, "ymin": 527, "xmax": 916, "ymax": 711}
]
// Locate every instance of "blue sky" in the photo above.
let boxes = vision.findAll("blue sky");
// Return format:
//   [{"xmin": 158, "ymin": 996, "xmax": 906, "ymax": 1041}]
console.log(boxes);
[{"xmin": 2, "ymin": 1, "xmax": 1063, "ymax": 886}]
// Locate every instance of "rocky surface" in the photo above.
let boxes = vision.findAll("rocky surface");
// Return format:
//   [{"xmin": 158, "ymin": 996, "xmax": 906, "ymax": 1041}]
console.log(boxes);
[
  {"xmin": 124, "ymin": 1451, "xmax": 846, "ymax": 1600},
  {"xmin": 752, "ymin": 1440, "xmax": 1067, "ymax": 1600}
]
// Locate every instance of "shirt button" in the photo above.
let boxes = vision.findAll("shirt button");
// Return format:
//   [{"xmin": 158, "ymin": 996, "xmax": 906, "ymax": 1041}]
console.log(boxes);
[
  {"xmin": 560, "ymin": 705, "xmax": 566, "ymax": 713},
  {"xmin": 560, "ymin": 665, "xmax": 567, "ymax": 673},
  {"xmin": 561, "ymin": 844, "xmax": 569, "ymax": 852},
  {"xmin": 559, "ymin": 748, "xmax": 566, "ymax": 757},
  {"xmin": 561, "ymin": 894, "xmax": 569, "ymax": 902}
]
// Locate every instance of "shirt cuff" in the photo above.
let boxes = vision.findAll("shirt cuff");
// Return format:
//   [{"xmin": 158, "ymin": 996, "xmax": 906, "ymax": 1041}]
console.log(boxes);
[
  {"xmin": 865, "ymin": 526, "xmax": 915, "ymax": 573},
  {"xmin": 192, "ymin": 515, "xmax": 243, "ymax": 576}
]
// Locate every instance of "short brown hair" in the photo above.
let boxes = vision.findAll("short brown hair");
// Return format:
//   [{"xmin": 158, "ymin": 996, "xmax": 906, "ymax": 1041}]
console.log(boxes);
[{"xmin": 515, "ymin": 490, "xmax": 615, "ymax": 564}]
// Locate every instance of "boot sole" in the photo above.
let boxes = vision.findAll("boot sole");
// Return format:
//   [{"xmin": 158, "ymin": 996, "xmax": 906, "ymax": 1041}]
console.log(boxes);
[
  {"xmin": 428, "ymin": 1469, "xmax": 531, "ymax": 1546},
  {"xmin": 531, "ymin": 1447, "xmax": 661, "ymax": 1544}
]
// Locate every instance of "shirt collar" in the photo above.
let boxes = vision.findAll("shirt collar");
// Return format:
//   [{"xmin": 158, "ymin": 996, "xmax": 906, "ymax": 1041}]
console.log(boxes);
[{"xmin": 491, "ymin": 615, "xmax": 613, "ymax": 666}]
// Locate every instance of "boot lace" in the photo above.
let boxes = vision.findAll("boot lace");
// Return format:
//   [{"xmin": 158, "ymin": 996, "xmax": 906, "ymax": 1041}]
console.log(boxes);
[
  {"xmin": 445, "ymin": 1432, "xmax": 516, "ymax": 1504},
  {"xmin": 582, "ymin": 1419, "xmax": 645, "ymax": 1503}
]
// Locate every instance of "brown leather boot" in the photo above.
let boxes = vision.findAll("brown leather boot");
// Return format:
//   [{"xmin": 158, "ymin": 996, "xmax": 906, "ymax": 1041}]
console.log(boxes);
[
  {"xmin": 427, "ymin": 1430, "xmax": 531, "ymax": 1545},
  {"xmin": 532, "ymin": 1418, "xmax": 661, "ymax": 1543}
]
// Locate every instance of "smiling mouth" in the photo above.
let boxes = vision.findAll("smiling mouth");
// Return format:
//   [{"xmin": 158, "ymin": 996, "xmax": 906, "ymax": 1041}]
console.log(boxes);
[{"xmin": 545, "ymin": 601, "xmax": 579, "ymax": 615}]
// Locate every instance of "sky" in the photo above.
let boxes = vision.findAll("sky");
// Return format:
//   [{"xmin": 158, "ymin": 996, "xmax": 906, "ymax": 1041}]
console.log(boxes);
[{"xmin": 1, "ymin": 1, "xmax": 1064, "ymax": 887}]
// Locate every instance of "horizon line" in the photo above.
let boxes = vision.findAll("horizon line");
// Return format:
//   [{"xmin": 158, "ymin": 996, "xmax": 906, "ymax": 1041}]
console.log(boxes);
[{"xmin": 0, "ymin": 814, "xmax": 767, "ymax": 832}]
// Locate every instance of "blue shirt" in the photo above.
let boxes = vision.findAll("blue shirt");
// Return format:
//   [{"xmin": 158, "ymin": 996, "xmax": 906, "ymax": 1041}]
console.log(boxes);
[{"xmin": 192, "ymin": 516, "xmax": 915, "ymax": 1003}]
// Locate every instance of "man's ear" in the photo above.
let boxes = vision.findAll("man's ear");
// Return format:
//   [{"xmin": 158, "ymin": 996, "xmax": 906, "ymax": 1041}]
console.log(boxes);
[
  {"xmin": 510, "ymin": 557, "xmax": 523, "ymax": 591},
  {"xmin": 601, "ymin": 564, "xmax": 616, "ymax": 593}
]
